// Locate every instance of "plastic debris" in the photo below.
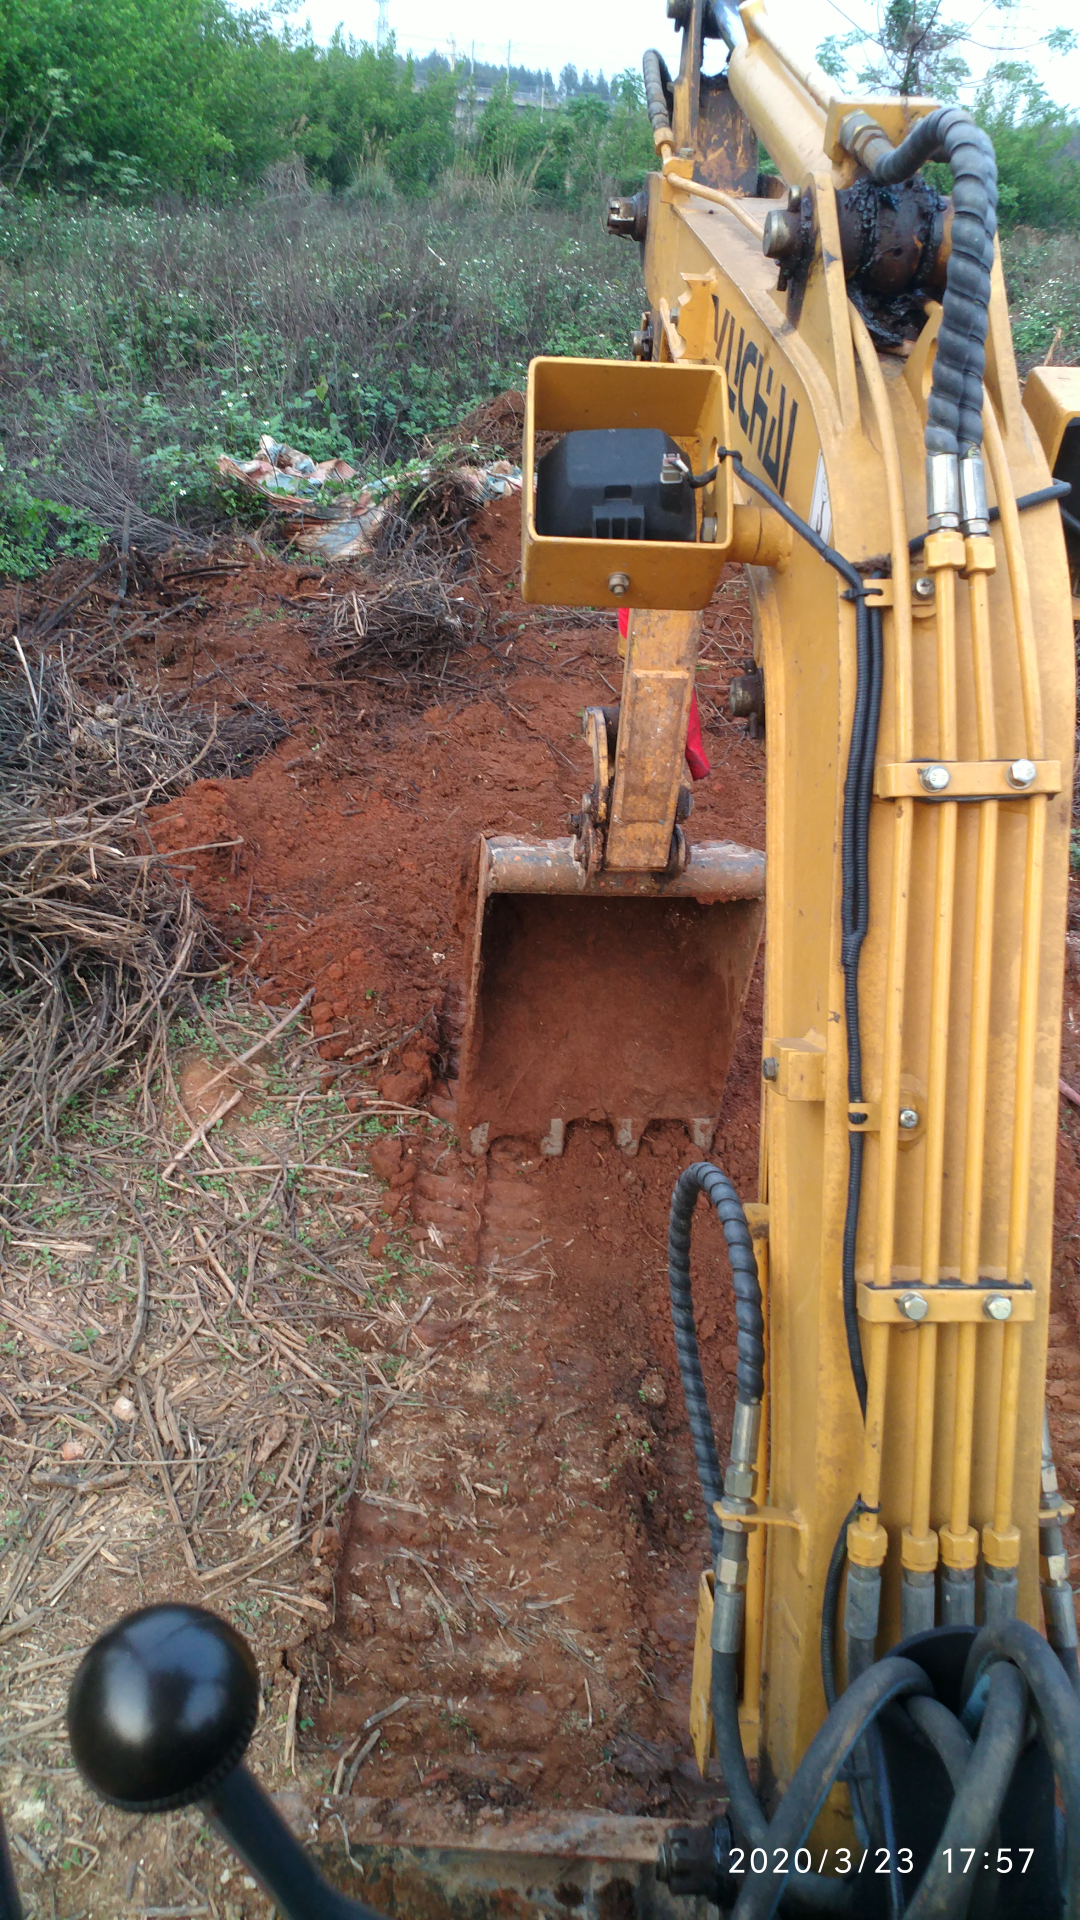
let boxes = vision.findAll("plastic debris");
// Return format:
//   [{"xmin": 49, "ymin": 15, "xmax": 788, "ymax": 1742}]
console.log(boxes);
[{"xmin": 216, "ymin": 434, "xmax": 521, "ymax": 562}]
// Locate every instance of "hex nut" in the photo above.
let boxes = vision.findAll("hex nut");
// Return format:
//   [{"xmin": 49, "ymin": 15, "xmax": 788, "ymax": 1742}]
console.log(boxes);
[
  {"xmin": 608, "ymin": 572, "xmax": 631, "ymax": 597},
  {"xmin": 724, "ymin": 1466, "xmax": 756, "ymax": 1499},
  {"xmin": 1007, "ymin": 757, "xmax": 1037, "ymax": 790},
  {"xmin": 984, "ymin": 1294, "xmax": 1013, "ymax": 1321},
  {"xmin": 898, "ymin": 1107, "xmax": 920, "ymax": 1130},
  {"xmin": 898, "ymin": 1291, "xmax": 929, "ymax": 1322},
  {"xmin": 762, "ymin": 1057, "xmax": 779, "ymax": 1081},
  {"xmin": 919, "ymin": 763, "xmax": 951, "ymax": 793}
]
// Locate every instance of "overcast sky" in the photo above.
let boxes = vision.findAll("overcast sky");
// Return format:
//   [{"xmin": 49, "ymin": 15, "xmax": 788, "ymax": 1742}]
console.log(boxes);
[{"xmin": 278, "ymin": 0, "xmax": 1080, "ymax": 111}]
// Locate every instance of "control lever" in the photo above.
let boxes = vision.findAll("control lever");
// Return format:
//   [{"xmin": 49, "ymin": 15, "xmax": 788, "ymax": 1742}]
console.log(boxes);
[{"xmin": 66, "ymin": 1604, "xmax": 384, "ymax": 1920}]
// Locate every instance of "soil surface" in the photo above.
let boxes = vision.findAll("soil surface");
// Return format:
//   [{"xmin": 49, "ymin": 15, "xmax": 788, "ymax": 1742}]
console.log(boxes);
[
  {"xmin": 4, "ymin": 477, "xmax": 1080, "ymax": 1913},
  {"xmin": 127, "ymin": 491, "xmax": 768, "ymax": 1819}
]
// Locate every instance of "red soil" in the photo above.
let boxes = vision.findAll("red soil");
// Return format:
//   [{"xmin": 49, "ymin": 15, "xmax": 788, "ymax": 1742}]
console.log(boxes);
[{"xmin": 11, "ymin": 482, "xmax": 1079, "ymax": 1821}]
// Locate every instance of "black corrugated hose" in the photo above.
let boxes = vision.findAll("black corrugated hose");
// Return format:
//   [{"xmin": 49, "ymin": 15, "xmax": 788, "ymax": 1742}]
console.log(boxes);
[
  {"xmin": 861, "ymin": 108, "xmax": 997, "ymax": 459},
  {"xmin": 668, "ymin": 1162, "xmax": 764, "ymax": 1555},
  {"xmin": 642, "ymin": 48, "xmax": 673, "ymax": 138}
]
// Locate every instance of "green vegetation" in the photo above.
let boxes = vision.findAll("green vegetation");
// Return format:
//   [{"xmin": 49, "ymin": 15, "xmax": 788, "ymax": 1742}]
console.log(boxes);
[
  {"xmin": 0, "ymin": 0, "xmax": 653, "ymax": 202},
  {"xmin": 0, "ymin": 191, "xmax": 642, "ymax": 569},
  {"xmin": 1, "ymin": 0, "xmax": 1078, "ymax": 579}
]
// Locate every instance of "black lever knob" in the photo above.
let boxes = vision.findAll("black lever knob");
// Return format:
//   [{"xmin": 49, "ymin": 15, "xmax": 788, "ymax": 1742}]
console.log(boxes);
[{"xmin": 66, "ymin": 1604, "xmax": 259, "ymax": 1812}]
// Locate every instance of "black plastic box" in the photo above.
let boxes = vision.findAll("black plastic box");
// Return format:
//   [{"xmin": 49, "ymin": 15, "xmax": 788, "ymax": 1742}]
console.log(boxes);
[{"xmin": 535, "ymin": 428, "xmax": 696, "ymax": 544}]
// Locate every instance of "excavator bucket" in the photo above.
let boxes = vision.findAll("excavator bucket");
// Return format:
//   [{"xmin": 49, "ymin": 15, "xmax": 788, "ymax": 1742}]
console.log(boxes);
[{"xmin": 456, "ymin": 835, "xmax": 765, "ymax": 1155}]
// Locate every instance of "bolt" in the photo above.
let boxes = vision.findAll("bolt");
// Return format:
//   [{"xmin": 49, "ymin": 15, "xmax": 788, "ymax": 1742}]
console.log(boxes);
[
  {"xmin": 913, "ymin": 576, "xmax": 935, "ymax": 600},
  {"xmin": 762, "ymin": 1057, "xmax": 779, "ymax": 1081},
  {"xmin": 608, "ymin": 572, "xmax": 630, "ymax": 597},
  {"xmin": 1007, "ymin": 757, "xmax": 1037, "ymax": 790},
  {"xmin": 898, "ymin": 1291, "xmax": 929, "ymax": 1322},
  {"xmin": 899, "ymin": 1107, "xmax": 920, "ymax": 1130},
  {"xmin": 762, "ymin": 207, "xmax": 802, "ymax": 262},
  {"xmin": 919, "ymin": 763, "xmax": 951, "ymax": 793},
  {"xmin": 984, "ymin": 1294, "xmax": 1013, "ymax": 1321}
]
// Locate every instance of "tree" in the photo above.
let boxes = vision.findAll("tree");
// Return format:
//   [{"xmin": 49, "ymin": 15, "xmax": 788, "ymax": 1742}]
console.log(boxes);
[
  {"xmin": 974, "ymin": 58, "xmax": 1080, "ymax": 227},
  {"xmin": 817, "ymin": 0, "xmax": 1074, "ymax": 102}
]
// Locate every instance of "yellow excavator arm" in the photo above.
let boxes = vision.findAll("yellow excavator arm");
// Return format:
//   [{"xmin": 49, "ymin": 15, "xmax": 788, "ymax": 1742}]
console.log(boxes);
[{"xmin": 460, "ymin": 0, "xmax": 1080, "ymax": 1898}]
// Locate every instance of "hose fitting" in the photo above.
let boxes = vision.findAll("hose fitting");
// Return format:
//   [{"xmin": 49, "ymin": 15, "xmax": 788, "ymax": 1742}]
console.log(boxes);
[
  {"xmin": 959, "ymin": 453, "xmax": 990, "ymax": 535},
  {"xmin": 927, "ymin": 452, "xmax": 961, "ymax": 531}
]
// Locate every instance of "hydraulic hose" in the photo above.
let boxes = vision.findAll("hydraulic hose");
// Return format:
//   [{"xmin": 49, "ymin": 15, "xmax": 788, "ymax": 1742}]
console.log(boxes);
[
  {"xmin": 905, "ymin": 1694, "xmax": 973, "ymax": 1790},
  {"xmin": 710, "ymin": 1653, "xmax": 854, "ymax": 1914},
  {"xmin": 668, "ymin": 1161, "xmax": 765, "ymax": 1556},
  {"xmin": 666, "ymin": 1168, "xmax": 1075, "ymax": 1917},
  {"xmin": 842, "ymin": 107, "xmax": 998, "ymax": 463},
  {"xmin": 963, "ymin": 1619, "xmax": 1080, "ymax": 1903},
  {"xmin": 642, "ymin": 49, "xmax": 674, "ymax": 139},
  {"xmin": 730, "ymin": 1659, "xmax": 934, "ymax": 1920},
  {"xmin": 904, "ymin": 1663, "xmax": 1028, "ymax": 1919}
]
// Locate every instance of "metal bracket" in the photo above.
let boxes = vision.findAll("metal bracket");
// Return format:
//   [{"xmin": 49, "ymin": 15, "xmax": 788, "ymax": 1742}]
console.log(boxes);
[
  {"xmin": 714, "ymin": 1499, "xmax": 803, "ymax": 1531},
  {"xmin": 764, "ymin": 1034, "xmax": 826, "ymax": 1102},
  {"xmin": 857, "ymin": 1281, "xmax": 1036, "ymax": 1324},
  {"xmin": 875, "ymin": 759, "xmax": 1061, "ymax": 801}
]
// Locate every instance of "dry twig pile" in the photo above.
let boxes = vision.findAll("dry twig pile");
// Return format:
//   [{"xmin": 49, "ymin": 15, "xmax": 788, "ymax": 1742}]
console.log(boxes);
[{"xmin": 0, "ymin": 642, "xmax": 286, "ymax": 1183}]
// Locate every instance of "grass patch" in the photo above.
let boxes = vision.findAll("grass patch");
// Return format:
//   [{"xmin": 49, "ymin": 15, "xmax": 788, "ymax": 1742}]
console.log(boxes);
[
  {"xmin": 0, "ymin": 187, "xmax": 1075, "ymax": 578},
  {"xmin": 0, "ymin": 189, "xmax": 640, "ymax": 562},
  {"xmin": 1000, "ymin": 228, "xmax": 1080, "ymax": 370}
]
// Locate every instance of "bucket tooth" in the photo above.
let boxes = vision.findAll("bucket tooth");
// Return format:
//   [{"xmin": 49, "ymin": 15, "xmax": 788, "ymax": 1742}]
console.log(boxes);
[
  {"xmin": 614, "ymin": 1118, "xmax": 645, "ymax": 1156},
  {"xmin": 540, "ymin": 1119, "xmax": 567, "ymax": 1157}
]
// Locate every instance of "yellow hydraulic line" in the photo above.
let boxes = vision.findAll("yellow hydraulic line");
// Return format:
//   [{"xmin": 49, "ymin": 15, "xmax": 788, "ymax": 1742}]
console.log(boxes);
[
  {"xmin": 921, "ymin": 552, "xmax": 959, "ymax": 1283},
  {"xmin": 922, "ymin": 533, "xmax": 969, "ymax": 1569},
  {"xmin": 1006, "ymin": 796, "xmax": 1047, "ymax": 1285},
  {"xmin": 982, "ymin": 403, "xmax": 1044, "ymax": 760},
  {"xmin": 908, "ymin": 1321, "xmax": 939, "ymax": 1548},
  {"xmin": 991, "ymin": 1322, "xmax": 1024, "ymax": 1543},
  {"xmin": 979, "ymin": 399, "xmax": 1045, "ymax": 1568},
  {"xmin": 948, "ymin": 1322, "xmax": 979, "ymax": 1547},
  {"xmin": 959, "ymin": 552, "xmax": 998, "ymax": 1292},
  {"xmin": 982, "ymin": 400, "xmax": 1047, "ymax": 1284},
  {"xmin": 655, "ymin": 145, "xmax": 766, "ymax": 238}
]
